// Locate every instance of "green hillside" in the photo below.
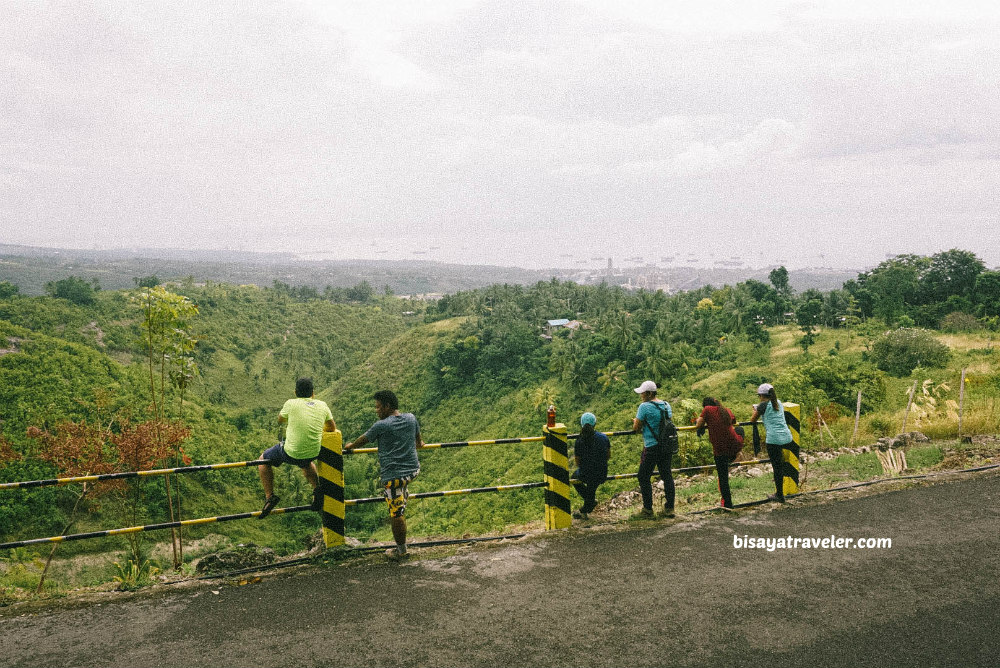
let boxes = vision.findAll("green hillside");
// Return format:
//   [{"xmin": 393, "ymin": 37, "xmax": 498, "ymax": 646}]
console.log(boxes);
[{"xmin": 2, "ymin": 249, "xmax": 1000, "ymax": 599}]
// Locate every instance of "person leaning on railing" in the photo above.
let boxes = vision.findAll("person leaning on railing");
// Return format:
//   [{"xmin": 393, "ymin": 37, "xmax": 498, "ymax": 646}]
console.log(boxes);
[
  {"xmin": 571, "ymin": 412, "xmax": 610, "ymax": 520},
  {"xmin": 749, "ymin": 383, "xmax": 793, "ymax": 503},
  {"xmin": 694, "ymin": 397, "xmax": 744, "ymax": 509},
  {"xmin": 632, "ymin": 380, "xmax": 676, "ymax": 519},
  {"xmin": 344, "ymin": 390, "xmax": 423, "ymax": 560}
]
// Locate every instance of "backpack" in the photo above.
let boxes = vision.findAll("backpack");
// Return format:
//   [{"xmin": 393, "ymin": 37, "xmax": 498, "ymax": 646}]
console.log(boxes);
[{"xmin": 643, "ymin": 402, "xmax": 679, "ymax": 454}]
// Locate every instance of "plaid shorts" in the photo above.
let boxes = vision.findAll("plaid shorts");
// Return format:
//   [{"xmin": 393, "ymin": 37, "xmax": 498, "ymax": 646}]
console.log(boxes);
[{"xmin": 382, "ymin": 472, "xmax": 418, "ymax": 518}]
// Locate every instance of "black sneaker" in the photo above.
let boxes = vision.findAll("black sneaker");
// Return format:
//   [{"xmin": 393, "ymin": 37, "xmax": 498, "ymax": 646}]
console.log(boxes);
[
  {"xmin": 258, "ymin": 495, "xmax": 280, "ymax": 519},
  {"xmin": 572, "ymin": 510, "xmax": 588, "ymax": 520},
  {"xmin": 767, "ymin": 494, "xmax": 785, "ymax": 504}
]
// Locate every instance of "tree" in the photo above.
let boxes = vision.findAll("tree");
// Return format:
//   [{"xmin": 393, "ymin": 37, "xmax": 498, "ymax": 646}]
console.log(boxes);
[
  {"xmin": 597, "ymin": 361, "xmax": 626, "ymax": 391},
  {"xmin": 346, "ymin": 281, "xmax": 375, "ymax": 303},
  {"xmin": 769, "ymin": 266, "xmax": 791, "ymax": 297},
  {"xmin": 133, "ymin": 287, "xmax": 199, "ymax": 422},
  {"xmin": 549, "ymin": 337, "xmax": 587, "ymax": 391},
  {"xmin": 131, "ymin": 286, "xmax": 198, "ymax": 568},
  {"xmin": 608, "ymin": 312, "xmax": 640, "ymax": 357},
  {"xmin": 45, "ymin": 276, "xmax": 97, "ymax": 305},
  {"xmin": 531, "ymin": 384, "xmax": 559, "ymax": 413},
  {"xmin": 0, "ymin": 281, "xmax": 19, "ymax": 299},
  {"xmin": 25, "ymin": 414, "xmax": 120, "ymax": 592},
  {"xmin": 796, "ymin": 290, "xmax": 824, "ymax": 353},
  {"xmin": 640, "ymin": 340, "xmax": 672, "ymax": 382},
  {"xmin": 133, "ymin": 276, "xmax": 160, "ymax": 289},
  {"xmin": 867, "ymin": 260, "xmax": 922, "ymax": 325},
  {"xmin": 975, "ymin": 271, "xmax": 1000, "ymax": 317},
  {"xmin": 920, "ymin": 249, "xmax": 985, "ymax": 304}
]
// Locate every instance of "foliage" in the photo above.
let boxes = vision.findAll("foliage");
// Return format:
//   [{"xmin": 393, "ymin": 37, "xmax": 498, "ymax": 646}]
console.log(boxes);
[
  {"xmin": 793, "ymin": 357, "xmax": 887, "ymax": 412},
  {"xmin": 112, "ymin": 559, "xmax": 160, "ymax": 591},
  {"xmin": 870, "ymin": 328, "xmax": 951, "ymax": 377},
  {"xmin": 45, "ymin": 276, "xmax": 99, "ymax": 306},
  {"xmin": 769, "ymin": 266, "xmax": 790, "ymax": 297},
  {"xmin": 133, "ymin": 286, "xmax": 199, "ymax": 420},
  {"xmin": 2, "ymin": 251, "xmax": 998, "ymax": 592},
  {"xmin": 0, "ymin": 281, "xmax": 19, "ymax": 299},
  {"xmin": 0, "ymin": 320, "xmax": 130, "ymax": 439},
  {"xmin": 939, "ymin": 311, "xmax": 982, "ymax": 333},
  {"xmin": 796, "ymin": 289, "xmax": 824, "ymax": 352},
  {"xmin": 24, "ymin": 417, "xmax": 190, "ymax": 564},
  {"xmin": 0, "ymin": 458, "xmax": 62, "ymax": 540},
  {"xmin": 845, "ymin": 249, "xmax": 990, "ymax": 327}
]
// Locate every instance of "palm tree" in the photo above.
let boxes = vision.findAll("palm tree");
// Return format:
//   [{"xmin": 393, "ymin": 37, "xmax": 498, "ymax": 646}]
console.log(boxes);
[
  {"xmin": 532, "ymin": 384, "xmax": 560, "ymax": 412},
  {"xmin": 598, "ymin": 361, "xmax": 626, "ymax": 391},
  {"xmin": 612, "ymin": 312, "xmax": 640, "ymax": 356}
]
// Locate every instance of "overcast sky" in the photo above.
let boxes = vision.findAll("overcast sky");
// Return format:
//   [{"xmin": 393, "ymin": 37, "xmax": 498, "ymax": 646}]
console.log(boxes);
[{"xmin": 2, "ymin": 1, "xmax": 998, "ymax": 270}]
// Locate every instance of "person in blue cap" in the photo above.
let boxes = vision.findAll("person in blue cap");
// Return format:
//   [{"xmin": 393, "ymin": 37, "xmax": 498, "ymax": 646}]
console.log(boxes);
[{"xmin": 572, "ymin": 412, "xmax": 611, "ymax": 519}]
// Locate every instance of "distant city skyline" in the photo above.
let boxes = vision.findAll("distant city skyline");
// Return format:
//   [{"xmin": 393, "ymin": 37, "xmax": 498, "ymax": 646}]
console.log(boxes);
[{"xmin": 3, "ymin": 2, "xmax": 998, "ymax": 271}]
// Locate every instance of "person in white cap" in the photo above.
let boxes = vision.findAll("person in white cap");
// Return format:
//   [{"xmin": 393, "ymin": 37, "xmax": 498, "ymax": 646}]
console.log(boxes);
[
  {"xmin": 631, "ymin": 380, "xmax": 675, "ymax": 518},
  {"xmin": 749, "ymin": 383, "xmax": 793, "ymax": 502}
]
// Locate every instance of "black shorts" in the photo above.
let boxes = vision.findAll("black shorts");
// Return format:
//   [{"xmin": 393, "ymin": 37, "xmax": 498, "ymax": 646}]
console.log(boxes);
[{"xmin": 262, "ymin": 442, "xmax": 316, "ymax": 468}]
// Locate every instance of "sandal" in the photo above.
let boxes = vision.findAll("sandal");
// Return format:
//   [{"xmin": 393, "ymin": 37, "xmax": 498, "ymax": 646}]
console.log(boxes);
[
  {"xmin": 385, "ymin": 547, "xmax": 409, "ymax": 561},
  {"xmin": 258, "ymin": 495, "xmax": 280, "ymax": 519}
]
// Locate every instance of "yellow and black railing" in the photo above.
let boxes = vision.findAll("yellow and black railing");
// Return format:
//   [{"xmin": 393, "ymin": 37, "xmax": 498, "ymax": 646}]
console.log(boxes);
[
  {"xmin": 0, "ymin": 460, "xmax": 271, "ymax": 490},
  {"xmin": 0, "ymin": 405, "xmax": 801, "ymax": 551}
]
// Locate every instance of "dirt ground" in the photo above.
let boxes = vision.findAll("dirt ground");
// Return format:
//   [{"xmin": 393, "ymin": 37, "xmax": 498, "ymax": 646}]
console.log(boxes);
[{"xmin": 1, "ymin": 469, "xmax": 998, "ymax": 668}]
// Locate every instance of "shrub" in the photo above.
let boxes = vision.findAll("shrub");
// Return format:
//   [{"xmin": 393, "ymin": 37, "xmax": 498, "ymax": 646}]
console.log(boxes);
[
  {"xmin": 869, "ymin": 415, "xmax": 893, "ymax": 437},
  {"xmin": 940, "ymin": 311, "xmax": 982, "ymax": 333},
  {"xmin": 870, "ymin": 328, "xmax": 950, "ymax": 377},
  {"xmin": 794, "ymin": 357, "xmax": 887, "ymax": 412}
]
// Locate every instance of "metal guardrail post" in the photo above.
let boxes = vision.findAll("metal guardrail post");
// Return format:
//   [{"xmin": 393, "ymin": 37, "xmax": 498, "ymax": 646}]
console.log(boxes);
[
  {"xmin": 543, "ymin": 422, "xmax": 571, "ymax": 530},
  {"xmin": 318, "ymin": 430, "xmax": 345, "ymax": 547},
  {"xmin": 781, "ymin": 403, "xmax": 801, "ymax": 495}
]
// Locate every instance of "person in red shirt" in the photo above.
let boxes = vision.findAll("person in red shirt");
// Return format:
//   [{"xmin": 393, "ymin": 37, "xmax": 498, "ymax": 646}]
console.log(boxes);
[{"xmin": 695, "ymin": 397, "xmax": 744, "ymax": 509}]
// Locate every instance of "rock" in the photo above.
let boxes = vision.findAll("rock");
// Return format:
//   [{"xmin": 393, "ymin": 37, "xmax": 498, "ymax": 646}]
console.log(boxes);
[
  {"xmin": 745, "ymin": 467, "xmax": 765, "ymax": 478},
  {"xmin": 195, "ymin": 543, "xmax": 276, "ymax": 574}
]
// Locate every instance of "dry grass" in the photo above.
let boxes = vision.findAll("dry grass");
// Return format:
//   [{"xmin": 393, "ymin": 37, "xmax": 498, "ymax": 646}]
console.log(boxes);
[
  {"xmin": 691, "ymin": 368, "xmax": 741, "ymax": 391},
  {"xmin": 936, "ymin": 333, "xmax": 999, "ymax": 351}
]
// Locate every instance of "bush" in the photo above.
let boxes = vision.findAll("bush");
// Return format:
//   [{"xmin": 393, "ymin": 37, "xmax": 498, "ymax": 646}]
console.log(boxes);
[
  {"xmin": 794, "ymin": 357, "xmax": 887, "ymax": 412},
  {"xmin": 869, "ymin": 328, "xmax": 951, "ymax": 377},
  {"xmin": 45, "ymin": 276, "xmax": 98, "ymax": 306},
  {"xmin": 940, "ymin": 311, "xmax": 982, "ymax": 333},
  {"xmin": 869, "ymin": 415, "xmax": 893, "ymax": 437}
]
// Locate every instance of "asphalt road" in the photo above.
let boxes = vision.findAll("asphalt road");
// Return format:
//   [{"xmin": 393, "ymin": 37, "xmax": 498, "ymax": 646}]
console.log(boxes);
[{"xmin": 2, "ymin": 471, "xmax": 999, "ymax": 668}]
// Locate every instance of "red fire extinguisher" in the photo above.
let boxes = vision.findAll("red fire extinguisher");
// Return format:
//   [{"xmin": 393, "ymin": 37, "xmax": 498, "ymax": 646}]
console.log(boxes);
[{"xmin": 547, "ymin": 405, "xmax": 556, "ymax": 428}]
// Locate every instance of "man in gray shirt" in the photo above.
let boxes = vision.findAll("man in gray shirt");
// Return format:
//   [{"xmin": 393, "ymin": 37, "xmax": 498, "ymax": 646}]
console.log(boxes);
[{"xmin": 345, "ymin": 390, "xmax": 423, "ymax": 559}]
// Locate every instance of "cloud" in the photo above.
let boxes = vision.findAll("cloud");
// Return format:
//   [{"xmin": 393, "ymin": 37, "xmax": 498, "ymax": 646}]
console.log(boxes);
[{"xmin": 1, "ymin": 1, "xmax": 998, "ymax": 269}]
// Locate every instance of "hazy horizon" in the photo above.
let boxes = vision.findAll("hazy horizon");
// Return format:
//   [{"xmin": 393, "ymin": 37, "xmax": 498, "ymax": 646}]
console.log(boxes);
[{"xmin": 1, "ymin": 239, "xmax": 883, "ymax": 274}]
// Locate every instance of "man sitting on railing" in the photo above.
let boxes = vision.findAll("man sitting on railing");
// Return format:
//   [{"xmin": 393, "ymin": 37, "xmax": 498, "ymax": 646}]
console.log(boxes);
[
  {"xmin": 344, "ymin": 389, "xmax": 423, "ymax": 560},
  {"xmin": 257, "ymin": 377, "xmax": 337, "ymax": 519}
]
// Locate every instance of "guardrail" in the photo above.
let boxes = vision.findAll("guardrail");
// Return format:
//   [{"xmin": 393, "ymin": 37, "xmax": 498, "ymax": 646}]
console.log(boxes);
[{"xmin": 0, "ymin": 404, "xmax": 802, "ymax": 551}]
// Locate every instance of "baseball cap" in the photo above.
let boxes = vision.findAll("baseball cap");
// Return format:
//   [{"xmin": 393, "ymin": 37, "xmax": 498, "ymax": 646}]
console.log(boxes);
[
  {"xmin": 757, "ymin": 383, "xmax": 774, "ymax": 396},
  {"xmin": 634, "ymin": 380, "xmax": 658, "ymax": 394},
  {"xmin": 580, "ymin": 412, "xmax": 597, "ymax": 427}
]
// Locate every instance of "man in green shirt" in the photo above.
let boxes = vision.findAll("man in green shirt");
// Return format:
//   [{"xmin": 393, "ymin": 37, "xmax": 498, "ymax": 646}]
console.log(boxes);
[{"xmin": 257, "ymin": 377, "xmax": 336, "ymax": 519}]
